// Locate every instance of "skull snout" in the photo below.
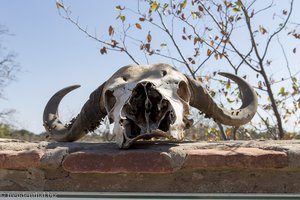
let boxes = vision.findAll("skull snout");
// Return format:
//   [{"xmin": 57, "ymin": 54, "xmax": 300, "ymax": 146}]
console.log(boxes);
[{"xmin": 121, "ymin": 81, "xmax": 176, "ymax": 139}]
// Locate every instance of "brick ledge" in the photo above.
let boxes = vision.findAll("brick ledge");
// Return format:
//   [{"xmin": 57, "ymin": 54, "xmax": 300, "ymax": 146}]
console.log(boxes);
[{"xmin": 0, "ymin": 139, "xmax": 299, "ymax": 173}]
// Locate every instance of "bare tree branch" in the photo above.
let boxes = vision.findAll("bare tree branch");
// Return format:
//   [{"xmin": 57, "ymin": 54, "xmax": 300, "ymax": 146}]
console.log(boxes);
[
  {"xmin": 58, "ymin": 6, "xmax": 140, "ymax": 65},
  {"xmin": 261, "ymin": 0, "xmax": 294, "ymax": 61},
  {"xmin": 156, "ymin": 10, "xmax": 196, "ymax": 79},
  {"xmin": 254, "ymin": 0, "xmax": 274, "ymax": 15}
]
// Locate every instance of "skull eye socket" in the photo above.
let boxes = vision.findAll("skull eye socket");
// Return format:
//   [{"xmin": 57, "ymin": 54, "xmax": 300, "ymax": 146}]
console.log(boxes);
[
  {"xmin": 177, "ymin": 81, "xmax": 190, "ymax": 102},
  {"xmin": 161, "ymin": 70, "xmax": 167, "ymax": 77},
  {"xmin": 122, "ymin": 76, "xmax": 128, "ymax": 81},
  {"xmin": 105, "ymin": 90, "xmax": 116, "ymax": 111}
]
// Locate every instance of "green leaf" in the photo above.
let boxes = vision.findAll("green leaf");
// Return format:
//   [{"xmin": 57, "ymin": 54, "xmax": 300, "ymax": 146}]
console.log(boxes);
[
  {"xmin": 233, "ymin": 7, "xmax": 241, "ymax": 12},
  {"xmin": 227, "ymin": 98, "xmax": 235, "ymax": 103},
  {"xmin": 116, "ymin": 15, "xmax": 126, "ymax": 23},
  {"xmin": 120, "ymin": 15, "xmax": 126, "ymax": 23},
  {"xmin": 160, "ymin": 43, "xmax": 167, "ymax": 48},
  {"xmin": 279, "ymin": 87, "xmax": 289, "ymax": 96},
  {"xmin": 233, "ymin": 0, "xmax": 242, "ymax": 12},
  {"xmin": 226, "ymin": 79, "xmax": 231, "ymax": 89},
  {"xmin": 192, "ymin": 12, "xmax": 201, "ymax": 19},
  {"xmin": 162, "ymin": 3, "xmax": 169, "ymax": 10},
  {"xmin": 234, "ymin": 0, "xmax": 242, "ymax": 7},
  {"xmin": 280, "ymin": 87, "xmax": 285, "ymax": 95},
  {"xmin": 181, "ymin": 0, "xmax": 187, "ymax": 9},
  {"xmin": 210, "ymin": 91, "xmax": 216, "ymax": 97}
]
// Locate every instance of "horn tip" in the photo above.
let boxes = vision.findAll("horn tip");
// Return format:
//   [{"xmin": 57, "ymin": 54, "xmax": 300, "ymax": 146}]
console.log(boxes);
[
  {"xmin": 70, "ymin": 84, "xmax": 81, "ymax": 90},
  {"xmin": 218, "ymin": 72, "xmax": 231, "ymax": 77}
]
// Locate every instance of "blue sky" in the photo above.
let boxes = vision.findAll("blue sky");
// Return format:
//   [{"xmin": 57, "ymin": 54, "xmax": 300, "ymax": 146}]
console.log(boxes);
[
  {"xmin": 0, "ymin": 1, "xmax": 300, "ymax": 134},
  {"xmin": 0, "ymin": 0, "xmax": 137, "ymax": 133}
]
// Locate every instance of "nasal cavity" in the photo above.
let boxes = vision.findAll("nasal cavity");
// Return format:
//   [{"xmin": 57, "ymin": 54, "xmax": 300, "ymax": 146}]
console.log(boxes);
[
  {"xmin": 177, "ymin": 81, "xmax": 190, "ymax": 102},
  {"xmin": 105, "ymin": 90, "xmax": 116, "ymax": 111},
  {"xmin": 139, "ymin": 81, "xmax": 155, "ymax": 89}
]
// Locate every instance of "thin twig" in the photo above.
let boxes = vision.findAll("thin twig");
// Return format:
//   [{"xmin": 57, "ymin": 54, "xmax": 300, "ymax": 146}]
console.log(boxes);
[
  {"xmin": 254, "ymin": 0, "xmax": 274, "ymax": 15},
  {"xmin": 261, "ymin": 0, "xmax": 294, "ymax": 61},
  {"xmin": 156, "ymin": 10, "xmax": 195, "ymax": 79},
  {"xmin": 58, "ymin": 6, "xmax": 140, "ymax": 65}
]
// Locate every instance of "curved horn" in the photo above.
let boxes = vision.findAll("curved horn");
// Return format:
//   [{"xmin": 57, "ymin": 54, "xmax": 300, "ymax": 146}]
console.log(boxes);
[
  {"xmin": 43, "ymin": 83, "xmax": 107, "ymax": 142},
  {"xmin": 187, "ymin": 72, "xmax": 257, "ymax": 126}
]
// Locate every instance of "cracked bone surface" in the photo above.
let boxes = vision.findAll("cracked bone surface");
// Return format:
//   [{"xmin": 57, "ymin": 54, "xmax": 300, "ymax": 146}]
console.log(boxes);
[
  {"xmin": 121, "ymin": 82, "xmax": 175, "ymax": 138},
  {"xmin": 43, "ymin": 63, "xmax": 258, "ymax": 148}
]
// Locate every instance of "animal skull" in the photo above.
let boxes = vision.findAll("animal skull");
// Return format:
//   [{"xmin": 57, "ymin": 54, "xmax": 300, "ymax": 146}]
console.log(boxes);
[{"xmin": 43, "ymin": 63, "xmax": 257, "ymax": 148}]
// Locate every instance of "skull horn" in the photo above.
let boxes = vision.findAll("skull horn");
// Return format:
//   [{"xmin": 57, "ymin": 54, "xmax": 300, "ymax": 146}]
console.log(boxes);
[
  {"xmin": 43, "ymin": 83, "xmax": 107, "ymax": 142},
  {"xmin": 187, "ymin": 72, "xmax": 257, "ymax": 126}
]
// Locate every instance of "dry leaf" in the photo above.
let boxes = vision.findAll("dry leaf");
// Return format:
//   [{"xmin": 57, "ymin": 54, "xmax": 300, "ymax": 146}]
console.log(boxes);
[
  {"xmin": 108, "ymin": 26, "xmax": 114, "ymax": 36},
  {"xmin": 56, "ymin": 0, "xmax": 64, "ymax": 9},
  {"xmin": 259, "ymin": 25, "xmax": 267, "ymax": 34},
  {"xmin": 100, "ymin": 47, "xmax": 107, "ymax": 54},
  {"xmin": 283, "ymin": 10, "xmax": 288, "ymax": 15},
  {"xmin": 147, "ymin": 32, "xmax": 152, "ymax": 43},
  {"xmin": 207, "ymin": 49, "xmax": 212, "ymax": 56},
  {"xmin": 205, "ymin": 75, "xmax": 209, "ymax": 81},
  {"xmin": 197, "ymin": 76, "xmax": 203, "ymax": 82},
  {"xmin": 135, "ymin": 23, "xmax": 142, "ymax": 29},
  {"xmin": 115, "ymin": 5, "xmax": 125, "ymax": 10},
  {"xmin": 111, "ymin": 40, "xmax": 118, "ymax": 48}
]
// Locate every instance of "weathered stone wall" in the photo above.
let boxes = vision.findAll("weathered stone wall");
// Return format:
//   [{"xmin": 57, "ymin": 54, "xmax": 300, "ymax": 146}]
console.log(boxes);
[{"xmin": 0, "ymin": 139, "xmax": 300, "ymax": 192}]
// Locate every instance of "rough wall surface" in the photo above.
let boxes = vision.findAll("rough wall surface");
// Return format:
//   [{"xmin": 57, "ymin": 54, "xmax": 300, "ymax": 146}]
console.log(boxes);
[{"xmin": 0, "ymin": 139, "xmax": 300, "ymax": 192}]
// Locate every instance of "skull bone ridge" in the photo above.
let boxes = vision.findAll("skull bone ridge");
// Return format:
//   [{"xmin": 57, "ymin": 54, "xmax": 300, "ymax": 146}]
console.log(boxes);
[{"xmin": 43, "ymin": 63, "xmax": 257, "ymax": 148}]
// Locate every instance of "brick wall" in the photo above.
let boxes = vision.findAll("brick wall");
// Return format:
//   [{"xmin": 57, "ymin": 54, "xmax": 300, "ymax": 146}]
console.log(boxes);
[{"xmin": 0, "ymin": 139, "xmax": 300, "ymax": 192}]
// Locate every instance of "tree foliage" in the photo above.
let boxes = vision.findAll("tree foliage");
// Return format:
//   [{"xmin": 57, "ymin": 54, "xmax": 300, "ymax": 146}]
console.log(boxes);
[
  {"xmin": 0, "ymin": 124, "xmax": 43, "ymax": 141},
  {"xmin": 56, "ymin": 0, "xmax": 300, "ymax": 139},
  {"xmin": 0, "ymin": 25, "xmax": 19, "ymax": 121}
]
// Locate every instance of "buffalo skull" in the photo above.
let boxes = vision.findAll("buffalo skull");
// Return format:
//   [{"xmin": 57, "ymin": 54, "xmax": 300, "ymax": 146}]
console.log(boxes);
[{"xmin": 43, "ymin": 63, "xmax": 257, "ymax": 148}]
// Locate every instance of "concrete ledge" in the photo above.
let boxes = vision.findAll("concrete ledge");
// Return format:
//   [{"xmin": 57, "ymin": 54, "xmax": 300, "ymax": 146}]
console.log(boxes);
[{"xmin": 0, "ymin": 139, "xmax": 300, "ymax": 192}]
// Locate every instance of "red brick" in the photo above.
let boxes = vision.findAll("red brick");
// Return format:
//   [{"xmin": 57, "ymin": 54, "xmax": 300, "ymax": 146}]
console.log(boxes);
[
  {"xmin": 183, "ymin": 147, "xmax": 288, "ymax": 169},
  {"xmin": 0, "ymin": 150, "xmax": 43, "ymax": 169},
  {"xmin": 63, "ymin": 150, "xmax": 173, "ymax": 173}
]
